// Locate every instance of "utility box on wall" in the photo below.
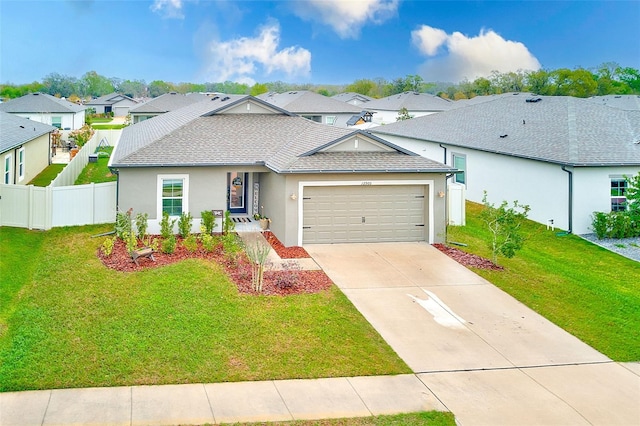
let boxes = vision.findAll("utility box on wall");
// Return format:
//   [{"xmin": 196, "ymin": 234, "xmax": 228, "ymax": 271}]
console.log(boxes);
[{"xmin": 448, "ymin": 182, "xmax": 466, "ymax": 226}]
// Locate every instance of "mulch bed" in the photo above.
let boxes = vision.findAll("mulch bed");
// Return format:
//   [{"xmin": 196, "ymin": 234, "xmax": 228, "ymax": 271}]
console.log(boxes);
[
  {"xmin": 98, "ymin": 234, "xmax": 332, "ymax": 296},
  {"xmin": 262, "ymin": 231, "xmax": 310, "ymax": 258},
  {"xmin": 433, "ymin": 243, "xmax": 504, "ymax": 271}
]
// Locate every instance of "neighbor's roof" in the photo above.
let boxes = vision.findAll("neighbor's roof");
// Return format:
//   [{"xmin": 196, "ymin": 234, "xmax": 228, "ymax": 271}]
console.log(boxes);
[
  {"xmin": 371, "ymin": 93, "xmax": 640, "ymax": 166},
  {"xmin": 0, "ymin": 111, "xmax": 56, "ymax": 153},
  {"xmin": 128, "ymin": 92, "xmax": 210, "ymax": 114},
  {"xmin": 585, "ymin": 95, "xmax": 640, "ymax": 111},
  {"xmin": 111, "ymin": 96, "xmax": 452, "ymax": 174},
  {"xmin": 363, "ymin": 91, "xmax": 453, "ymax": 112},
  {"xmin": 258, "ymin": 91, "xmax": 362, "ymax": 114},
  {"xmin": 331, "ymin": 92, "xmax": 374, "ymax": 103},
  {"xmin": 86, "ymin": 93, "xmax": 137, "ymax": 106},
  {"xmin": 0, "ymin": 93, "xmax": 86, "ymax": 114}
]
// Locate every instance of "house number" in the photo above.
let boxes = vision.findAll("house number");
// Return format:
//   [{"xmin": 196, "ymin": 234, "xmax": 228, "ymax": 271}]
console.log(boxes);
[{"xmin": 361, "ymin": 181, "xmax": 372, "ymax": 185}]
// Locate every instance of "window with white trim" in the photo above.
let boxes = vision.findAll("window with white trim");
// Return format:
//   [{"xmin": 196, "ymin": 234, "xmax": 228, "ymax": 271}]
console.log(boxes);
[
  {"xmin": 3, "ymin": 154, "xmax": 11, "ymax": 184},
  {"xmin": 325, "ymin": 116, "xmax": 336, "ymax": 125},
  {"xmin": 18, "ymin": 147, "xmax": 25, "ymax": 182},
  {"xmin": 611, "ymin": 178, "xmax": 627, "ymax": 211},
  {"xmin": 452, "ymin": 153, "xmax": 466, "ymax": 185},
  {"xmin": 158, "ymin": 175, "xmax": 189, "ymax": 217},
  {"xmin": 51, "ymin": 116, "xmax": 62, "ymax": 129}
]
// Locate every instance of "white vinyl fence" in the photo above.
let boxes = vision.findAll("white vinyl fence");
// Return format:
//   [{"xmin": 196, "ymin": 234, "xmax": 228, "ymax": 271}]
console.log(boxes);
[{"xmin": 0, "ymin": 129, "xmax": 121, "ymax": 230}]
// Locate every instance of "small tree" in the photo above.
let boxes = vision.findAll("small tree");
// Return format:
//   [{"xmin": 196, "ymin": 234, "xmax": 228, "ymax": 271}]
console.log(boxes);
[
  {"xmin": 480, "ymin": 192, "xmax": 530, "ymax": 264},
  {"xmin": 242, "ymin": 232, "xmax": 271, "ymax": 292},
  {"xmin": 396, "ymin": 107, "xmax": 412, "ymax": 121}
]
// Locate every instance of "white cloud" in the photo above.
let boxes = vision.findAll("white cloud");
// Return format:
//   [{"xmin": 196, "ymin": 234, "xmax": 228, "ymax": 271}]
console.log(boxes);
[
  {"xmin": 151, "ymin": 0, "xmax": 184, "ymax": 19},
  {"xmin": 412, "ymin": 25, "xmax": 541, "ymax": 82},
  {"xmin": 292, "ymin": 0, "xmax": 399, "ymax": 39},
  {"xmin": 204, "ymin": 21, "xmax": 311, "ymax": 84}
]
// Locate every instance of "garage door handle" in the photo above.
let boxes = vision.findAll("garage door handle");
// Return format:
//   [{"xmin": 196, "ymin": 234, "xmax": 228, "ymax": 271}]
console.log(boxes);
[
  {"xmin": 303, "ymin": 226, "xmax": 311, "ymax": 229},
  {"xmin": 415, "ymin": 224, "xmax": 425, "ymax": 227}
]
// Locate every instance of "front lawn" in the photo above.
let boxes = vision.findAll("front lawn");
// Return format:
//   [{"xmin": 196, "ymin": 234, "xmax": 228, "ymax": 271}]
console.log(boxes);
[
  {"xmin": 447, "ymin": 201, "xmax": 640, "ymax": 362},
  {"xmin": 0, "ymin": 225, "xmax": 410, "ymax": 392}
]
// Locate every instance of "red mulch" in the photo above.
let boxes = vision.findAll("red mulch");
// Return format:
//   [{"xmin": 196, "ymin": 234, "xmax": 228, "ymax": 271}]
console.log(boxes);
[
  {"xmin": 433, "ymin": 243, "xmax": 504, "ymax": 271},
  {"xmin": 262, "ymin": 231, "xmax": 310, "ymax": 258},
  {"xmin": 98, "ymin": 234, "xmax": 332, "ymax": 296}
]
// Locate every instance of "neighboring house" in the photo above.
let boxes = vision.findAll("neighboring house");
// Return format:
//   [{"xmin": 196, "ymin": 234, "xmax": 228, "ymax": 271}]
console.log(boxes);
[
  {"xmin": 364, "ymin": 91, "xmax": 454, "ymax": 125},
  {"xmin": 370, "ymin": 93, "xmax": 640, "ymax": 235},
  {"xmin": 0, "ymin": 92, "xmax": 86, "ymax": 132},
  {"xmin": 128, "ymin": 92, "xmax": 209, "ymax": 124},
  {"xmin": 85, "ymin": 93, "xmax": 139, "ymax": 116},
  {"xmin": 331, "ymin": 92, "xmax": 374, "ymax": 106},
  {"xmin": 0, "ymin": 112, "xmax": 57, "ymax": 185},
  {"xmin": 110, "ymin": 96, "xmax": 453, "ymax": 246},
  {"xmin": 257, "ymin": 91, "xmax": 363, "ymax": 128},
  {"xmin": 346, "ymin": 111, "xmax": 376, "ymax": 127}
]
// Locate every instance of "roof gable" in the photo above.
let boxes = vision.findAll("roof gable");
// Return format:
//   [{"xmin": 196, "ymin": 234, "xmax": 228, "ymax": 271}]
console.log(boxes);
[
  {"xmin": 0, "ymin": 93, "xmax": 86, "ymax": 113},
  {"xmin": 0, "ymin": 111, "xmax": 56, "ymax": 152},
  {"xmin": 258, "ymin": 91, "xmax": 362, "ymax": 114}
]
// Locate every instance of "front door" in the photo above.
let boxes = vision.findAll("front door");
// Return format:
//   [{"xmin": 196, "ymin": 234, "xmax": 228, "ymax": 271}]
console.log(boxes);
[{"xmin": 227, "ymin": 172, "xmax": 249, "ymax": 214}]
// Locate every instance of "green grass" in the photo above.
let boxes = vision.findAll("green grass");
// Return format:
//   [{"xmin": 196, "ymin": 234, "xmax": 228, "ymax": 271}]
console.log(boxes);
[
  {"xmin": 231, "ymin": 411, "xmax": 456, "ymax": 425},
  {"xmin": 447, "ymin": 201, "xmax": 640, "ymax": 362},
  {"xmin": 88, "ymin": 117, "xmax": 113, "ymax": 123},
  {"xmin": 26, "ymin": 164, "xmax": 65, "ymax": 186},
  {"xmin": 0, "ymin": 225, "xmax": 410, "ymax": 392},
  {"xmin": 91, "ymin": 124, "xmax": 127, "ymax": 129},
  {"xmin": 75, "ymin": 147, "xmax": 116, "ymax": 184}
]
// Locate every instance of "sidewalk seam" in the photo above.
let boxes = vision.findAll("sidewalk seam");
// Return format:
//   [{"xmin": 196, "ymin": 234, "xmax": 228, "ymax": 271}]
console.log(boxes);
[
  {"xmin": 271, "ymin": 380, "xmax": 295, "ymax": 421},
  {"xmin": 345, "ymin": 377, "xmax": 374, "ymax": 417},
  {"xmin": 202, "ymin": 383, "xmax": 217, "ymax": 424}
]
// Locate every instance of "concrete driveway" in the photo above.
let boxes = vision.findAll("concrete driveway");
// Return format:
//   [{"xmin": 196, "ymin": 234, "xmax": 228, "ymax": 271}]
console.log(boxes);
[{"xmin": 306, "ymin": 242, "xmax": 640, "ymax": 426}]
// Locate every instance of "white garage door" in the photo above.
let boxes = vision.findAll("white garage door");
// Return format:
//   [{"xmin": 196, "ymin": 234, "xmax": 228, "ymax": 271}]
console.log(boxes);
[{"xmin": 303, "ymin": 185, "xmax": 426, "ymax": 244}]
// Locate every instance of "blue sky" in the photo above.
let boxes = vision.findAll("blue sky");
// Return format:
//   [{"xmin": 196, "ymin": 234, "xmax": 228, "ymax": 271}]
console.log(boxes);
[{"xmin": 1, "ymin": 0, "xmax": 639, "ymax": 85}]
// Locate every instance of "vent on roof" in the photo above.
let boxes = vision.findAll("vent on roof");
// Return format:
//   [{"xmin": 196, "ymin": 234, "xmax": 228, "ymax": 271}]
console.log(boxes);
[
  {"xmin": 499, "ymin": 134, "xmax": 508, "ymax": 138},
  {"xmin": 615, "ymin": 95, "xmax": 622, "ymax": 98},
  {"xmin": 169, "ymin": 92, "xmax": 177, "ymax": 95},
  {"xmin": 221, "ymin": 96, "xmax": 230, "ymax": 101},
  {"xmin": 526, "ymin": 97, "xmax": 542, "ymax": 103},
  {"xmin": 211, "ymin": 96, "xmax": 219, "ymax": 100}
]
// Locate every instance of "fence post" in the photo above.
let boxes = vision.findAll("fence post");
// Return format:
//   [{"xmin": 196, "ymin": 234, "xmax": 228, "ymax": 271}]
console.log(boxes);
[
  {"xmin": 28, "ymin": 185, "xmax": 33, "ymax": 230},
  {"xmin": 45, "ymin": 185, "xmax": 53, "ymax": 230}
]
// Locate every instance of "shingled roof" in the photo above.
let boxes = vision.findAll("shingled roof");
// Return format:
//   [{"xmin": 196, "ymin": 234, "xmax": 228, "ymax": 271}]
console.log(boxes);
[
  {"xmin": 363, "ymin": 91, "xmax": 453, "ymax": 112},
  {"xmin": 128, "ymin": 92, "xmax": 209, "ymax": 114},
  {"xmin": 258, "ymin": 91, "xmax": 362, "ymax": 114},
  {"xmin": 0, "ymin": 93, "xmax": 86, "ymax": 113},
  {"xmin": 371, "ymin": 93, "xmax": 640, "ymax": 166},
  {"xmin": 0, "ymin": 111, "xmax": 56, "ymax": 153},
  {"xmin": 111, "ymin": 96, "xmax": 452, "ymax": 174}
]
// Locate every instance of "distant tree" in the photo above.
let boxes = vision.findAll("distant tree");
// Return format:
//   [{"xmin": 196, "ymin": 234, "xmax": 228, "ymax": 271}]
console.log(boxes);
[
  {"xmin": 148, "ymin": 80, "xmax": 174, "ymax": 97},
  {"xmin": 617, "ymin": 67, "xmax": 640, "ymax": 93},
  {"xmin": 396, "ymin": 107, "xmax": 412, "ymax": 121},
  {"xmin": 81, "ymin": 71, "xmax": 115, "ymax": 97},
  {"xmin": 453, "ymin": 91, "xmax": 468, "ymax": 100},
  {"xmin": 525, "ymin": 69, "xmax": 552, "ymax": 94},
  {"xmin": 116, "ymin": 79, "xmax": 148, "ymax": 98},
  {"xmin": 345, "ymin": 79, "xmax": 376, "ymax": 96},
  {"xmin": 42, "ymin": 73, "xmax": 80, "ymax": 98},
  {"xmin": 549, "ymin": 68, "xmax": 597, "ymax": 97},
  {"xmin": 250, "ymin": 83, "xmax": 269, "ymax": 96}
]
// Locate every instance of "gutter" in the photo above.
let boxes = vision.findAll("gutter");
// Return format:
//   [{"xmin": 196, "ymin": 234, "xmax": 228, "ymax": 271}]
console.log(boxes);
[{"xmin": 561, "ymin": 165, "xmax": 573, "ymax": 234}]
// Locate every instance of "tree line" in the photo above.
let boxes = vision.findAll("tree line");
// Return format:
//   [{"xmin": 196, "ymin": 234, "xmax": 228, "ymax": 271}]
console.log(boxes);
[{"xmin": 1, "ymin": 63, "xmax": 638, "ymax": 101}]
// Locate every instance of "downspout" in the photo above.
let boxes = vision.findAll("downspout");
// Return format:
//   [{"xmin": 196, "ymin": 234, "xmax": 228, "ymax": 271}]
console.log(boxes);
[
  {"xmin": 109, "ymin": 167, "xmax": 120, "ymax": 212},
  {"xmin": 439, "ymin": 143, "xmax": 447, "ymax": 164},
  {"xmin": 561, "ymin": 165, "xmax": 573, "ymax": 234}
]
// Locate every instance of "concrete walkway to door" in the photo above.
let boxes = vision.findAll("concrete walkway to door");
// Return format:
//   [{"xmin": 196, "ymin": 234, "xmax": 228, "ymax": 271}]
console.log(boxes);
[{"xmin": 306, "ymin": 242, "xmax": 640, "ymax": 426}]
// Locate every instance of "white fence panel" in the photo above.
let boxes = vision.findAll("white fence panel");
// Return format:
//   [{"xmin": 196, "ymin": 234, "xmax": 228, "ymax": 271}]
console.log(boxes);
[
  {"xmin": 0, "ymin": 184, "xmax": 51, "ymax": 229},
  {"xmin": 52, "ymin": 182, "xmax": 116, "ymax": 227},
  {"xmin": 448, "ymin": 182, "xmax": 466, "ymax": 226}
]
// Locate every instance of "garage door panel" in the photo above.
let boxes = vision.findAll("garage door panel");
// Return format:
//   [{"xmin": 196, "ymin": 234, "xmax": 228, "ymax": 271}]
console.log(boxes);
[{"xmin": 303, "ymin": 185, "xmax": 426, "ymax": 244}]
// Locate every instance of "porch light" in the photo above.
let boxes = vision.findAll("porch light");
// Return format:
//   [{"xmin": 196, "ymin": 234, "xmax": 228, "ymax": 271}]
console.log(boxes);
[
  {"xmin": 438, "ymin": 191, "xmax": 445, "ymax": 198},
  {"xmin": 290, "ymin": 193, "xmax": 297, "ymax": 200}
]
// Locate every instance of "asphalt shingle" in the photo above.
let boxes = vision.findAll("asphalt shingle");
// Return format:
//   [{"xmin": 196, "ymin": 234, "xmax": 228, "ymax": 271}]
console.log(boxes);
[{"xmin": 0, "ymin": 111, "xmax": 56, "ymax": 152}]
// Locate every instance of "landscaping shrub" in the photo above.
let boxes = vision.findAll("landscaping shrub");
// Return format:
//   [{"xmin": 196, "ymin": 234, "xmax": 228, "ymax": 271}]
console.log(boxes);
[
  {"xmin": 178, "ymin": 212, "xmax": 193, "ymax": 238},
  {"xmin": 275, "ymin": 261, "xmax": 301, "ymax": 290},
  {"xmin": 183, "ymin": 235, "xmax": 198, "ymax": 252},
  {"xmin": 200, "ymin": 210, "xmax": 216, "ymax": 234},
  {"xmin": 101, "ymin": 236, "xmax": 116, "ymax": 256},
  {"xmin": 135, "ymin": 212, "xmax": 149, "ymax": 242},
  {"xmin": 161, "ymin": 235, "xmax": 177, "ymax": 254},
  {"xmin": 160, "ymin": 211, "xmax": 176, "ymax": 239},
  {"xmin": 115, "ymin": 210, "xmax": 133, "ymax": 239}
]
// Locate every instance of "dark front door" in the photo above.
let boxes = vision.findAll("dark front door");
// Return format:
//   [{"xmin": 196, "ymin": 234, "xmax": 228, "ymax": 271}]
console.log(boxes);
[{"xmin": 227, "ymin": 172, "xmax": 249, "ymax": 214}]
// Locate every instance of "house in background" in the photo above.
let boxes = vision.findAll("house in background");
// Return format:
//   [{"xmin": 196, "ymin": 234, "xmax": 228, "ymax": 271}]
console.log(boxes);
[
  {"xmin": 331, "ymin": 92, "xmax": 374, "ymax": 106},
  {"xmin": 0, "ymin": 112, "xmax": 57, "ymax": 185},
  {"xmin": 0, "ymin": 93, "xmax": 86, "ymax": 133},
  {"xmin": 128, "ymin": 92, "xmax": 209, "ymax": 124},
  {"xmin": 371, "ymin": 93, "xmax": 640, "ymax": 234},
  {"xmin": 85, "ymin": 93, "xmax": 139, "ymax": 116},
  {"xmin": 257, "ymin": 91, "xmax": 363, "ymax": 128},
  {"xmin": 363, "ymin": 91, "xmax": 454, "ymax": 125},
  {"xmin": 110, "ymin": 96, "xmax": 453, "ymax": 246}
]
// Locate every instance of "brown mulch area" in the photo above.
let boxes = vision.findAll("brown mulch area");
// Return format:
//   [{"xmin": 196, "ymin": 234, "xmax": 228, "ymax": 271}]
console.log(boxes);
[
  {"xmin": 98, "ymin": 234, "xmax": 331, "ymax": 296},
  {"xmin": 433, "ymin": 243, "xmax": 504, "ymax": 271},
  {"xmin": 262, "ymin": 231, "xmax": 310, "ymax": 258}
]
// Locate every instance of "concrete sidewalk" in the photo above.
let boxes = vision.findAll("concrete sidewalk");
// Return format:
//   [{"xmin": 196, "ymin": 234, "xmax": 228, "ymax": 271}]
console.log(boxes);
[{"xmin": 0, "ymin": 374, "xmax": 447, "ymax": 426}]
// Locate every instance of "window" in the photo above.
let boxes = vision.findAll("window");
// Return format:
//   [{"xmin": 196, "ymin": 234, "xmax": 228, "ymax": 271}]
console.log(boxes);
[
  {"xmin": 302, "ymin": 115, "xmax": 322, "ymax": 123},
  {"xmin": 51, "ymin": 116, "xmax": 62, "ymax": 129},
  {"xmin": 325, "ymin": 116, "xmax": 336, "ymax": 125},
  {"xmin": 452, "ymin": 153, "xmax": 466, "ymax": 185},
  {"xmin": 4, "ymin": 154, "xmax": 11, "ymax": 184},
  {"xmin": 611, "ymin": 178, "xmax": 627, "ymax": 211},
  {"xmin": 18, "ymin": 147, "xmax": 25, "ymax": 182},
  {"xmin": 158, "ymin": 175, "xmax": 189, "ymax": 217}
]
